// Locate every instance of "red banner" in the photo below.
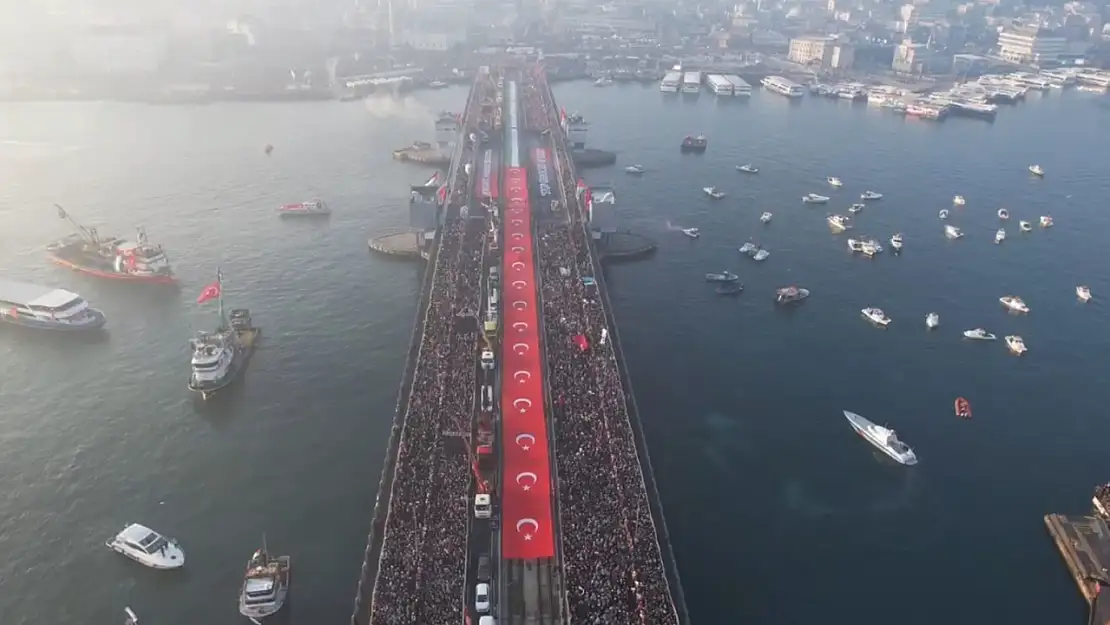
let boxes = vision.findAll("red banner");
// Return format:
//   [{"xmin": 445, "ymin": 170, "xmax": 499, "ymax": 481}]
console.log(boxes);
[{"xmin": 500, "ymin": 166, "xmax": 555, "ymax": 560}]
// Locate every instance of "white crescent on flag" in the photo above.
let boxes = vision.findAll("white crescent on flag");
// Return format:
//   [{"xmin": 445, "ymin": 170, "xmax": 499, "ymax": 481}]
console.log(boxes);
[
  {"xmin": 513, "ymin": 342, "xmax": 529, "ymax": 354},
  {"xmin": 511, "ymin": 232, "xmax": 524, "ymax": 240},
  {"xmin": 513, "ymin": 398, "xmax": 532, "ymax": 412},
  {"xmin": 514, "ymin": 370, "xmax": 531, "ymax": 383},
  {"xmin": 515, "ymin": 518, "xmax": 539, "ymax": 534},
  {"xmin": 511, "ymin": 219, "xmax": 523, "ymax": 226},
  {"xmin": 512, "ymin": 261, "xmax": 525, "ymax": 271},
  {"xmin": 512, "ymin": 300, "xmax": 527, "ymax": 310},
  {"xmin": 515, "ymin": 433, "xmax": 535, "ymax": 449},
  {"xmin": 516, "ymin": 472, "xmax": 538, "ymax": 489},
  {"xmin": 512, "ymin": 280, "xmax": 526, "ymax": 290},
  {"xmin": 512, "ymin": 321, "xmax": 528, "ymax": 331},
  {"xmin": 511, "ymin": 246, "xmax": 524, "ymax": 253}
]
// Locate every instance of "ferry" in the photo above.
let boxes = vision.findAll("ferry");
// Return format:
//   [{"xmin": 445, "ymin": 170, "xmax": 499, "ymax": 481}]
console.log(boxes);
[
  {"xmin": 681, "ymin": 135, "xmax": 708, "ymax": 153},
  {"xmin": 278, "ymin": 199, "xmax": 331, "ymax": 217},
  {"xmin": 0, "ymin": 279, "xmax": 106, "ymax": 331},
  {"xmin": 725, "ymin": 75, "xmax": 752, "ymax": 97},
  {"xmin": 240, "ymin": 542, "xmax": 292, "ymax": 620},
  {"xmin": 682, "ymin": 71, "xmax": 702, "ymax": 94},
  {"xmin": 761, "ymin": 76, "xmax": 805, "ymax": 98},
  {"xmin": 843, "ymin": 410, "xmax": 917, "ymax": 465},
  {"xmin": 659, "ymin": 71, "xmax": 682, "ymax": 93},
  {"xmin": 105, "ymin": 523, "xmax": 184, "ymax": 569},
  {"xmin": 47, "ymin": 206, "xmax": 176, "ymax": 284}
]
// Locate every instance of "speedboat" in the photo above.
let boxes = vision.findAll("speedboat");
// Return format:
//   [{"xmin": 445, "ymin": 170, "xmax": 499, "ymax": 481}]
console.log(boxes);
[
  {"xmin": 802, "ymin": 193, "xmax": 830, "ymax": 204},
  {"xmin": 954, "ymin": 397, "xmax": 972, "ymax": 419},
  {"xmin": 776, "ymin": 286, "xmax": 810, "ymax": 304},
  {"xmin": 1000, "ymin": 295, "xmax": 1029, "ymax": 313},
  {"xmin": 998, "ymin": 208, "xmax": 1010, "ymax": 220},
  {"xmin": 752, "ymin": 248, "xmax": 770, "ymax": 261},
  {"xmin": 926, "ymin": 312, "xmax": 939, "ymax": 329},
  {"xmin": 843, "ymin": 410, "xmax": 917, "ymax": 465},
  {"xmin": 890, "ymin": 233, "xmax": 903, "ymax": 252},
  {"xmin": 1077, "ymin": 285, "xmax": 1092, "ymax": 302},
  {"xmin": 739, "ymin": 242, "xmax": 757, "ymax": 254},
  {"xmin": 861, "ymin": 307, "xmax": 891, "ymax": 327},
  {"xmin": 944, "ymin": 225, "xmax": 963, "ymax": 239},
  {"xmin": 847, "ymin": 238, "xmax": 864, "ymax": 253},
  {"xmin": 240, "ymin": 543, "xmax": 292, "ymax": 620},
  {"xmin": 827, "ymin": 176, "xmax": 844, "ymax": 187},
  {"xmin": 827, "ymin": 214, "xmax": 850, "ymax": 232},
  {"xmin": 278, "ymin": 199, "xmax": 330, "ymax": 217},
  {"xmin": 681, "ymin": 227, "xmax": 700, "ymax": 239},
  {"xmin": 1019, "ymin": 220, "xmax": 1033, "ymax": 232},
  {"xmin": 1040, "ymin": 216, "xmax": 1054, "ymax": 228},
  {"xmin": 963, "ymin": 328, "xmax": 997, "ymax": 340},
  {"xmin": 703, "ymin": 186, "xmax": 726, "ymax": 199},
  {"xmin": 105, "ymin": 523, "xmax": 185, "ymax": 569},
  {"xmin": 1029, "ymin": 164, "xmax": 1045, "ymax": 176},
  {"xmin": 938, "ymin": 209, "xmax": 949, "ymax": 220},
  {"xmin": 705, "ymin": 271, "xmax": 739, "ymax": 283},
  {"xmin": 995, "ymin": 228, "xmax": 1006, "ymax": 244},
  {"xmin": 860, "ymin": 190, "xmax": 883, "ymax": 200},
  {"xmin": 737, "ymin": 164, "xmax": 759, "ymax": 173},
  {"xmin": 849, "ymin": 203, "xmax": 864, "ymax": 213},
  {"xmin": 1006, "ymin": 335, "xmax": 1027, "ymax": 355},
  {"xmin": 716, "ymin": 283, "xmax": 744, "ymax": 296},
  {"xmin": 624, "ymin": 164, "xmax": 646, "ymax": 175},
  {"xmin": 953, "ymin": 195, "xmax": 966, "ymax": 206},
  {"xmin": 760, "ymin": 212, "xmax": 773, "ymax": 224}
]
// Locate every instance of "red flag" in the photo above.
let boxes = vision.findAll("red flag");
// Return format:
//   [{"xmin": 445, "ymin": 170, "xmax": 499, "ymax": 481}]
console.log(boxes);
[
  {"xmin": 197, "ymin": 282, "xmax": 221, "ymax": 304},
  {"xmin": 437, "ymin": 184, "xmax": 447, "ymax": 203}
]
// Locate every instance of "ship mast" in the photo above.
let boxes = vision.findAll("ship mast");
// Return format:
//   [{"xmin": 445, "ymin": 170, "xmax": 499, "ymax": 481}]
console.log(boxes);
[{"xmin": 217, "ymin": 267, "xmax": 226, "ymax": 329}]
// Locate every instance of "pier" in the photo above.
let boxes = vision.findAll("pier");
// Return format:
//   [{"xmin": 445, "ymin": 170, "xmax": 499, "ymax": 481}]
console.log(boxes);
[
  {"xmin": 366, "ymin": 232, "xmax": 427, "ymax": 260},
  {"xmin": 1045, "ymin": 514, "xmax": 1110, "ymax": 609}
]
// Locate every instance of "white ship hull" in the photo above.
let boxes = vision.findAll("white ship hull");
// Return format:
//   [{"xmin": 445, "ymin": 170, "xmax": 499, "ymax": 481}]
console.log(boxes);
[{"xmin": 844, "ymin": 411, "xmax": 917, "ymax": 465}]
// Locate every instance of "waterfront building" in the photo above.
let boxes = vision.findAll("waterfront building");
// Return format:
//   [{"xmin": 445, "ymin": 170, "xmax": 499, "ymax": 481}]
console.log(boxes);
[
  {"xmin": 893, "ymin": 41, "xmax": 931, "ymax": 74},
  {"xmin": 996, "ymin": 26, "xmax": 1067, "ymax": 65},
  {"xmin": 829, "ymin": 44, "xmax": 855, "ymax": 70},
  {"xmin": 789, "ymin": 36, "xmax": 834, "ymax": 65}
]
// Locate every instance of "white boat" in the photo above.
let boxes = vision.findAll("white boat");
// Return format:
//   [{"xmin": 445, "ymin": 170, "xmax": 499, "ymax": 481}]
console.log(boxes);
[
  {"xmin": 1040, "ymin": 215, "xmax": 1054, "ymax": 228},
  {"xmin": 938, "ymin": 209, "xmax": 949, "ymax": 220},
  {"xmin": 998, "ymin": 208, "xmax": 1010, "ymax": 220},
  {"xmin": 739, "ymin": 242, "xmax": 757, "ymax": 254},
  {"xmin": 827, "ymin": 214, "xmax": 850, "ymax": 232},
  {"xmin": 843, "ymin": 410, "xmax": 917, "ymax": 465},
  {"xmin": 849, "ymin": 203, "xmax": 864, "ymax": 213},
  {"xmin": 240, "ymin": 543, "xmax": 292, "ymax": 620},
  {"xmin": 703, "ymin": 186, "xmax": 726, "ymax": 199},
  {"xmin": 278, "ymin": 199, "xmax": 330, "ymax": 217},
  {"xmin": 105, "ymin": 523, "xmax": 185, "ymax": 569},
  {"xmin": 803, "ymin": 193, "xmax": 830, "ymax": 204},
  {"xmin": 953, "ymin": 195, "xmax": 966, "ymax": 205},
  {"xmin": 861, "ymin": 240, "xmax": 880, "ymax": 257},
  {"xmin": 0, "ymin": 279, "xmax": 107, "ymax": 332},
  {"xmin": 1019, "ymin": 220, "xmax": 1033, "ymax": 232},
  {"xmin": 926, "ymin": 312, "xmax": 939, "ymax": 329},
  {"xmin": 1077, "ymin": 285, "xmax": 1092, "ymax": 302},
  {"xmin": 1029, "ymin": 164, "xmax": 1045, "ymax": 176},
  {"xmin": 125, "ymin": 607, "xmax": 139, "ymax": 625},
  {"xmin": 827, "ymin": 176, "xmax": 844, "ymax": 187},
  {"xmin": 847, "ymin": 238, "xmax": 864, "ymax": 253},
  {"xmin": 1000, "ymin": 295, "xmax": 1029, "ymax": 313},
  {"xmin": 706, "ymin": 271, "xmax": 739, "ymax": 282},
  {"xmin": 963, "ymin": 328, "xmax": 997, "ymax": 340},
  {"xmin": 995, "ymin": 228, "xmax": 1006, "ymax": 244},
  {"xmin": 860, "ymin": 190, "xmax": 883, "ymax": 200},
  {"xmin": 760, "ymin": 212, "xmax": 773, "ymax": 224},
  {"xmin": 681, "ymin": 227, "xmax": 700, "ymax": 239},
  {"xmin": 861, "ymin": 307, "xmax": 891, "ymax": 326},
  {"xmin": 1006, "ymin": 335, "xmax": 1028, "ymax": 355},
  {"xmin": 752, "ymin": 248, "xmax": 770, "ymax": 261},
  {"xmin": 737, "ymin": 164, "xmax": 759, "ymax": 173},
  {"xmin": 624, "ymin": 164, "xmax": 645, "ymax": 175},
  {"xmin": 945, "ymin": 225, "xmax": 963, "ymax": 239},
  {"xmin": 890, "ymin": 233, "xmax": 903, "ymax": 251},
  {"xmin": 593, "ymin": 76, "xmax": 613, "ymax": 87}
]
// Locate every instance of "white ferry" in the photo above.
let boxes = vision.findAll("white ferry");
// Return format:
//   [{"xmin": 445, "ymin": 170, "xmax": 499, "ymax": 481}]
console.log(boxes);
[
  {"xmin": 682, "ymin": 71, "xmax": 702, "ymax": 94},
  {"xmin": 725, "ymin": 75, "xmax": 751, "ymax": 97},
  {"xmin": 0, "ymin": 279, "xmax": 106, "ymax": 331},
  {"xmin": 659, "ymin": 71, "xmax": 682, "ymax": 93},
  {"xmin": 707, "ymin": 74, "xmax": 733, "ymax": 96},
  {"xmin": 761, "ymin": 76, "xmax": 805, "ymax": 98}
]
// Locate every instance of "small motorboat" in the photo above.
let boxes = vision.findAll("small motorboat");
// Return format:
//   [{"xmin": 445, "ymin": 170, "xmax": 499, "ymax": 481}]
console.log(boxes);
[
  {"xmin": 1029, "ymin": 164, "xmax": 1045, "ymax": 177},
  {"xmin": 739, "ymin": 242, "xmax": 757, "ymax": 254},
  {"xmin": 953, "ymin": 195, "xmax": 966, "ymax": 206},
  {"xmin": 861, "ymin": 239, "xmax": 883, "ymax": 257},
  {"xmin": 963, "ymin": 328, "xmax": 997, "ymax": 340},
  {"xmin": 944, "ymin": 225, "xmax": 963, "ymax": 239},
  {"xmin": 278, "ymin": 199, "xmax": 331, "ymax": 217},
  {"xmin": 716, "ymin": 283, "xmax": 744, "ymax": 296},
  {"xmin": 998, "ymin": 208, "xmax": 1010, "ymax": 220},
  {"xmin": 860, "ymin": 190, "xmax": 883, "ymax": 200},
  {"xmin": 954, "ymin": 397, "xmax": 972, "ymax": 419},
  {"xmin": 624, "ymin": 164, "xmax": 646, "ymax": 175},
  {"xmin": 752, "ymin": 248, "xmax": 770, "ymax": 261},
  {"xmin": 1006, "ymin": 335, "xmax": 1028, "ymax": 355},
  {"xmin": 849, "ymin": 203, "xmax": 864, "ymax": 213},
  {"xmin": 861, "ymin": 307, "xmax": 891, "ymax": 327},
  {"xmin": 938, "ymin": 209, "xmax": 949, "ymax": 220},
  {"xmin": 1077, "ymin": 285, "xmax": 1092, "ymax": 302},
  {"xmin": 847, "ymin": 238, "xmax": 864, "ymax": 253},
  {"xmin": 890, "ymin": 233, "xmax": 903, "ymax": 252},
  {"xmin": 703, "ymin": 186, "xmax": 726, "ymax": 199},
  {"xmin": 760, "ymin": 212, "xmax": 773, "ymax": 224},
  {"xmin": 995, "ymin": 228, "xmax": 1006, "ymax": 244},
  {"xmin": 1019, "ymin": 220, "xmax": 1033, "ymax": 232},
  {"xmin": 776, "ymin": 286, "xmax": 810, "ymax": 304},
  {"xmin": 827, "ymin": 214, "xmax": 851, "ymax": 232},
  {"xmin": 827, "ymin": 176, "xmax": 844, "ymax": 187},
  {"xmin": 1000, "ymin": 295, "xmax": 1030, "ymax": 313},
  {"xmin": 803, "ymin": 193, "xmax": 830, "ymax": 204},
  {"xmin": 926, "ymin": 312, "xmax": 939, "ymax": 329},
  {"xmin": 106, "ymin": 523, "xmax": 185, "ymax": 569},
  {"xmin": 1040, "ymin": 215, "xmax": 1054, "ymax": 228},
  {"xmin": 706, "ymin": 271, "xmax": 739, "ymax": 283},
  {"xmin": 681, "ymin": 227, "xmax": 700, "ymax": 239},
  {"xmin": 737, "ymin": 164, "xmax": 759, "ymax": 173}
]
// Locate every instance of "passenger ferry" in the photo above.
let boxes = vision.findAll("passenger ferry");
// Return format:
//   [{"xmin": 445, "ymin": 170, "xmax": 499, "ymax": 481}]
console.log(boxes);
[
  {"xmin": 761, "ymin": 76, "xmax": 805, "ymax": 98},
  {"xmin": 682, "ymin": 71, "xmax": 702, "ymax": 94},
  {"xmin": 725, "ymin": 75, "xmax": 751, "ymax": 97},
  {"xmin": 0, "ymin": 279, "xmax": 106, "ymax": 331},
  {"xmin": 659, "ymin": 71, "xmax": 682, "ymax": 93}
]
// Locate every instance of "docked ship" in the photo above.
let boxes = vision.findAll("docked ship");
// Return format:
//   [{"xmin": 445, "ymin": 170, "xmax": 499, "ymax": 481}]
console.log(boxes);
[
  {"xmin": 47, "ymin": 205, "xmax": 176, "ymax": 284},
  {"xmin": 761, "ymin": 76, "xmax": 805, "ymax": 98},
  {"xmin": 681, "ymin": 135, "xmax": 708, "ymax": 153},
  {"xmin": 188, "ymin": 271, "xmax": 261, "ymax": 400},
  {"xmin": 0, "ymin": 278, "xmax": 107, "ymax": 332},
  {"xmin": 843, "ymin": 410, "xmax": 918, "ymax": 465},
  {"xmin": 240, "ymin": 542, "xmax": 292, "ymax": 621}
]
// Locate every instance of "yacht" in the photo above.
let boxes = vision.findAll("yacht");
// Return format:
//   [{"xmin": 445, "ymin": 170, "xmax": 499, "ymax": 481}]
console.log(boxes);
[
  {"xmin": 681, "ymin": 227, "xmax": 700, "ymax": 239},
  {"xmin": 1040, "ymin": 216, "xmax": 1054, "ymax": 228},
  {"xmin": 1029, "ymin": 164, "xmax": 1045, "ymax": 177},
  {"xmin": 752, "ymin": 248, "xmax": 770, "ymax": 261},
  {"xmin": 995, "ymin": 228, "xmax": 1006, "ymax": 244},
  {"xmin": 944, "ymin": 225, "xmax": 963, "ymax": 239},
  {"xmin": 861, "ymin": 240, "xmax": 882, "ymax": 257},
  {"xmin": 890, "ymin": 233, "xmax": 903, "ymax": 252},
  {"xmin": 860, "ymin": 190, "xmax": 883, "ymax": 201},
  {"xmin": 706, "ymin": 271, "xmax": 739, "ymax": 283},
  {"xmin": 278, "ymin": 199, "xmax": 330, "ymax": 217},
  {"xmin": 1000, "ymin": 296, "xmax": 1030, "ymax": 313},
  {"xmin": 1006, "ymin": 335, "xmax": 1028, "ymax": 355},
  {"xmin": 624, "ymin": 164, "xmax": 646, "ymax": 175},
  {"xmin": 106, "ymin": 524, "xmax": 185, "ymax": 569},
  {"xmin": 938, "ymin": 209, "xmax": 949, "ymax": 220},
  {"xmin": 1077, "ymin": 285, "xmax": 1092, "ymax": 302},
  {"xmin": 760, "ymin": 212, "xmax": 773, "ymax": 224},
  {"xmin": 827, "ymin": 214, "xmax": 851, "ymax": 232},
  {"xmin": 847, "ymin": 238, "xmax": 864, "ymax": 253},
  {"xmin": 843, "ymin": 410, "xmax": 918, "ymax": 465},
  {"xmin": 739, "ymin": 242, "xmax": 757, "ymax": 254},
  {"xmin": 1019, "ymin": 220, "xmax": 1033, "ymax": 232},
  {"xmin": 953, "ymin": 195, "xmax": 966, "ymax": 206},
  {"xmin": 926, "ymin": 312, "xmax": 939, "ymax": 329},
  {"xmin": 803, "ymin": 193, "xmax": 830, "ymax": 204},
  {"xmin": 776, "ymin": 286, "xmax": 810, "ymax": 304},
  {"xmin": 703, "ymin": 187, "xmax": 726, "ymax": 199},
  {"xmin": 963, "ymin": 328, "xmax": 997, "ymax": 340},
  {"xmin": 861, "ymin": 307, "xmax": 891, "ymax": 326},
  {"xmin": 737, "ymin": 164, "xmax": 759, "ymax": 173},
  {"xmin": 0, "ymin": 279, "xmax": 107, "ymax": 332},
  {"xmin": 240, "ymin": 543, "xmax": 292, "ymax": 621},
  {"xmin": 827, "ymin": 176, "xmax": 844, "ymax": 187},
  {"xmin": 849, "ymin": 203, "xmax": 864, "ymax": 213}
]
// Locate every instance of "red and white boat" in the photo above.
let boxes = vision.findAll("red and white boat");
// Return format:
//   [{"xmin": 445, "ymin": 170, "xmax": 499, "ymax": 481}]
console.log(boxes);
[
  {"xmin": 278, "ymin": 199, "xmax": 330, "ymax": 217},
  {"xmin": 47, "ymin": 205, "xmax": 176, "ymax": 285},
  {"xmin": 954, "ymin": 397, "xmax": 972, "ymax": 419}
]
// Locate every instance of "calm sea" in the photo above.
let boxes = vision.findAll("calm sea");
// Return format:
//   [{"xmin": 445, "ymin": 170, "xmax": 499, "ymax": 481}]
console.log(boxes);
[{"xmin": 1, "ymin": 83, "xmax": 1108, "ymax": 625}]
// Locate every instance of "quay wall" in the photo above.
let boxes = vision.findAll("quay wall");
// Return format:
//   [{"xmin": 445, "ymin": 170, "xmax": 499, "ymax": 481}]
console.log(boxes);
[{"xmin": 543, "ymin": 74, "xmax": 692, "ymax": 625}]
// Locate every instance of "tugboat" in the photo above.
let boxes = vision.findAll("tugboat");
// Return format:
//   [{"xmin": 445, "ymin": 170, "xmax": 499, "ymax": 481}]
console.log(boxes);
[
  {"xmin": 46, "ymin": 205, "xmax": 176, "ymax": 284},
  {"xmin": 240, "ymin": 540, "xmax": 292, "ymax": 621},
  {"xmin": 680, "ymin": 135, "xmax": 708, "ymax": 153},
  {"xmin": 188, "ymin": 270, "xmax": 261, "ymax": 400}
]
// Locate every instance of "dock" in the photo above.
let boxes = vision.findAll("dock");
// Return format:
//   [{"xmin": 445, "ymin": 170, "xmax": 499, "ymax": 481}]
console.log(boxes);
[
  {"xmin": 595, "ymin": 229, "xmax": 657, "ymax": 261},
  {"xmin": 367, "ymin": 232, "xmax": 426, "ymax": 260},
  {"xmin": 1045, "ymin": 514, "xmax": 1110, "ymax": 606}
]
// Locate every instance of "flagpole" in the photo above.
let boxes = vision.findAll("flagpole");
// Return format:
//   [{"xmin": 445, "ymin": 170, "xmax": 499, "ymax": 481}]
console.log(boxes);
[{"xmin": 217, "ymin": 267, "xmax": 225, "ymax": 329}]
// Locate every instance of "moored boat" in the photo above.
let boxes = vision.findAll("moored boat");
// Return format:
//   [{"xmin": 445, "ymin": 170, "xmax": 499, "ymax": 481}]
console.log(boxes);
[
  {"xmin": 1000, "ymin": 295, "xmax": 1029, "ymax": 313},
  {"xmin": 105, "ymin": 523, "xmax": 184, "ymax": 569},
  {"xmin": 1005, "ymin": 335, "xmax": 1027, "ymax": 355},
  {"xmin": 625, "ymin": 164, "xmax": 646, "ymax": 175},
  {"xmin": 47, "ymin": 205, "xmax": 176, "ymax": 284},
  {"xmin": 939, "ymin": 209, "xmax": 949, "ymax": 220},
  {"xmin": 1040, "ymin": 215, "xmax": 1053, "ymax": 228},
  {"xmin": 926, "ymin": 312, "xmax": 939, "ymax": 328},
  {"xmin": 827, "ymin": 214, "xmax": 851, "ymax": 232},
  {"xmin": 240, "ymin": 542, "xmax": 292, "ymax": 621},
  {"xmin": 278, "ymin": 199, "xmax": 331, "ymax": 217},
  {"xmin": 752, "ymin": 248, "xmax": 770, "ymax": 261},
  {"xmin": 945, "ymin": 225, "xmax": 963, "ymax": 239},
  {"xmin": 125, "ymin": 607, "xmax": 139, "ymax": 625},
  {"xmin": 861, "ymin": 239, "xmax": 882, "ymax": 257},
  {"xmin": 776, "ymin": 286, "xmax": 810, "ymax": 304},
  {"xmin": 861, "ymin": 307, "xmax": 891, "ymax": 326},
  {"xmin": 843, "ymin": 410, "xmax": 918, "ymax": 465},
  {"xmin": 849, "ymin": 203, "xmax": 864, "ymax": 213},
  {"xmin": 847, "ymin": 238, "xmax": 864, "ymax": 253},
  {"xmin": 0, "ymin": 279, "xmax": 106, "ymax": 331},
  {"xmin": 1019, "ymin": 220, "xmax": 1033, "ymax": 232},
  {"xmin": 890, "ymin": 233, "xmax": 903, "ymax": 252},
  {"xmin": 716, "ymin": 283, "xmax": 744, "ymax": 296},
  {"xmin": 963, "ymin": 328, "xmax": 997, "ymax": 340},
  {"xmin": 1077, "ymin": 285, "xmax": 1092, "ymax": 302},
  {"xmin": 954, "ymin": 397, "xmax": 972, "ymax": 419},
  {"xmin": 827, "ymin": 176, "xmax": 843, "ymax": 187},
  {"xmin": 803, "ymin": 193, "xmax": 830, "ymax": 204},
  {"xmin": 681, "ymin": 227, "xmax": 700, "ymax": 239}
]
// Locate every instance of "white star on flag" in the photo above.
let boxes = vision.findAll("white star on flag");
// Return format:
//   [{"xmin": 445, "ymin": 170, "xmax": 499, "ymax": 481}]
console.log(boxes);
[{"xmin": 524, "ymin": 534, "xmax": 533, "ymax": 541}]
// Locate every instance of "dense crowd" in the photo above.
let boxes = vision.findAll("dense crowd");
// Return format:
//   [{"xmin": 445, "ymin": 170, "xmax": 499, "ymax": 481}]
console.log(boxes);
[{"xmin": 361, "ymin": 78, "xmax": 492, "ymax": 625}]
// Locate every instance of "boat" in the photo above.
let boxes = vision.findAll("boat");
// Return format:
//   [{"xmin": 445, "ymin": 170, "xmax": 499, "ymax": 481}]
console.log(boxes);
[
  {"xmin": 1006, "ymin": 335, "xmax": 1027, "ymax": 355},
  {"xmin": 938, "ymin": 209, "xmax": 949, "ymax": 220},
  {"xmin": 705, "ymin": 271, "xmax": 739, "ymax": 283},
  {"xmin": 0, "ymin": 279, "xmax": 107, "ymax": 331},
  {"xmin": 1040, "ymin": 215, "xmax": 1054, "ymax": 228},
  {"xmin": 188, "ymin": 272, "xmax": 261, "ymax": 400},
  {"xmin": 849, "ymin": 203, "xmax": 864, "ymax": 214},
  {"xmin": 847, "ymin": 238, "xmax": 864, "ymax": 253},
  {"xmin": 1000, "ymin": 295, "xmax": 1030, "ymax": 313},
  {"xmin": 963, "ymin": 328, "xmax": 997, "ymax": 340},
  {"xmin": 998, "ymin": 208, "xmax": 1010, "ymax": 220},
  {"xmin": 843, "ymin": 410, "xmax": 918, "ymax": 465},
  {"xmin": 278, "ymin": 199, "xmax": 330, "ymax": 217},
  {"xmin": 681, "ymin": 135, "xmax": 708, "ymax": 153},
  {"xmin": 827, "ymin": 176, "xmax": 843, "ymax": 187},
  {"xmin": 890, "ymin": 233, "xmax": 903, "ymax": 252},
  {"xmin": 736, "ymin": 164, "xmax": 759, "ymax": 173},
  {"xmin": 954, "ymin": 397, "xmax": 972, "ymax": 419},
  {"xmin": 716, "ymin": 283, "xmax": 744, "ymax": 296},
  {"xmin": 776, "ymin": 286, "xmax": 810, "ymax": 304},
  {"xmin": 803, "ymin": 193, "xmax": 830, "ymax": 204},
  {"xmin": 125, "ymin": 607, "xmax": 139, "ymax": 625},
  {"xmin": 752, "ymin": 248, "xmax": 770, "ymax": 261},
  {"xmin": 593, "ymin": 76, "xmax": 613, "ymax": 87},
  {"xmin": 953, "ymin": 195, "xmax": 966, "ymax": 205},
  {"xmin": 1019, "ymin": 220, "xmax": 1032, "ymax": 232},
  {"xmin": 861, "ymin": 307, "xmax": 891, "ymax": 326},
  {"xmin": 860, "ymin": 190, "xmax": 883, "ymax": 200},
  {"xmin": 760, "ymin": 212, "xmax": 773, "ymax": 224},
  {"xmin": 239, "ymin": 541, "xmax": 292, "ymax": 621},
  {"xmin": 926, "ymin": 312, "xmax": 939, "ymax": 329},
  {"xmin": 944, "ymin": 225, "xmax": 963, "ymax": 239},
  {"xmin": 995, "ymin": 228, "xmax": 1006, "ymax": 244},
  {"xmin": 703, "ymin": 187, "xmax": 726, "ymax": 199},
  {"xmin": 739, "ymin": 242, "xmax": 757, "ymax": 254},
  {"xmin": 1077, "ymin": 285, "xmax": 1092, "ymax": 302},
  {"xmin": 46, "ymin": 206, "xmax": 176, "ymax": 284},
  {"xmin": 681, "ymin": 227, "xmax": 700, "ymax": 239},
  {"xmin": 428, "ymin": 80, "xmax": 449, "ymax": 89},
  {"xmin": 624, "ymin": 164, "xmax": 645, "ymax": 175},
  {"xmin": 1029, "ymin": 164, "xmax": 1045, "ymax": 176},
  {"xmin": 827, "ymin": 214, "xmax": 851, "ymax": 232},
  {"xmin": 861, "ymin": 240, "xmax": 882, "ymax": 257},
  {"xmin": 105, "ymin": 523, "xmax": 184, "ymax": 569}
]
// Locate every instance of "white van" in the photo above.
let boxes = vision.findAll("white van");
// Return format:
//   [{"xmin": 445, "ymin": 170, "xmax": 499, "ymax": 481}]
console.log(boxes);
[
  {"xmin": 479, "ymin": 616, "xmax": 496, "ymax": 625},
  {"xmin": 475, "ymin": 582, "xmax": 491, "ymax": 613},
  {"xmin": 474, "ymin": 494, "xmax": 491, "ymax": 519}
]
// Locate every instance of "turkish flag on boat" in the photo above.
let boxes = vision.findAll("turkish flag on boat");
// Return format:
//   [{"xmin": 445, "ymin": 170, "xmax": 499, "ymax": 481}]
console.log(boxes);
[{"xmin": 196, "ymin": 282, "xmax": 221, "ymax": 304}]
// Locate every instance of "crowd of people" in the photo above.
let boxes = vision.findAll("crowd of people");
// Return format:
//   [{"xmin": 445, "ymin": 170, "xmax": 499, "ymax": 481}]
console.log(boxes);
[
  {"xmin": 357, "ymin": 76, "xmax": 494, "ymax": 625},
  {"xmin": 528, "ymin": 70, "xmax": 682, "ymax": 625}
]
